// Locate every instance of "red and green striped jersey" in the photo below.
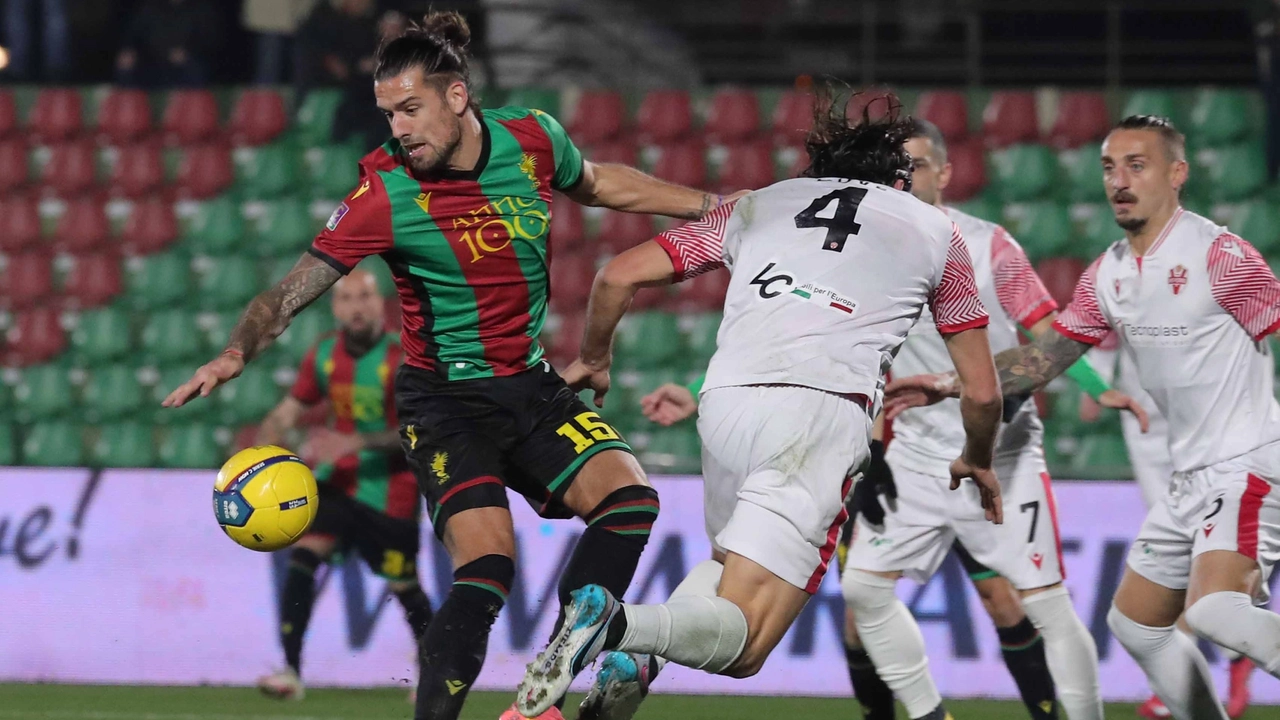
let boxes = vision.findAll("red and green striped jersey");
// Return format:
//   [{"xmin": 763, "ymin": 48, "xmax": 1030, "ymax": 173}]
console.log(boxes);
[
  {"xmin": 309, "ymin": 106, "xmax": 585, "ymax": 381},
  {"xmin": 290, "ymin": 332, "xmax": 419, "ymax": 520}
]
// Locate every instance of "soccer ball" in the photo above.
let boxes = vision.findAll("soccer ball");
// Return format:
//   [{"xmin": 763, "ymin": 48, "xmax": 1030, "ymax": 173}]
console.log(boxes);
[{"xmin": 213, "ymin": 446, "xmax": 319, "ymax": 552}]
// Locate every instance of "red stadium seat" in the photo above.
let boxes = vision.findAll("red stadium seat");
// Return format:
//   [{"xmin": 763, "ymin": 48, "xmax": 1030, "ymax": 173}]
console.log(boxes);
[
  {"xmin": 596, "ymin": 211, "xmax": 655, "ymax": 257},
  {"xmin": 110, "ymin": 142, "xmax": 164, "ymax": 198},
  {"xmin": 175, "ymin": 144, "xmax": 233, "ymax": 199},
  {"xmin": 41, "ymin": 140, "xmax": 97, "ymax": 197},
  {"xmin": 1035, "ymin": 256, "xmax": 1086, "ymax": 309},
  {"xmin": 550, "ymin": 197, "xmax": 585, "ymax": 251},
  {"xmin": 28, "ymin": 88, "xmax": 82, "ymax": 143},
  {"xmin": 1048, "ymin": 91, "xmax": 1111, "ymax": 149},
  {"xmin": 383, "ymin": 296, "xmax": 401, "ymax": 334},
  {"xmin": 587, "ymin": 140, "xmax": 639, "ymax": 167},
  {"xmin": 982, "ymin": 91, "xmax": 1040, "ymax": 148},
  {"xmin": 636, "ymin": 90, "xmax": 694, "ymax": 145},
  {"xmin": 0, "ymin": 137, "xmax": 30, "ymax": 193},
  {"xmin": 162, "ymin": 90, "xmax": 221, "ymax": 146},
  {"xmin": 229, "ymin": 89, "xmax": 288, "ymax": 146},
  {"xmin": 549, "ymin": 252, "xmax": 596, "ymax": 312},
  {"xmin": 549, "ymin": 312, "xmax": 586, "ymax": 368},
  {"xmin": 62, "ymin": 252, "xmax": 122, "ymax": 309},
  {"xmin": 0, "ymin": 90, "xmax": 16, "ymax": 138},
  {"xmin": 652, "ymin": 143, "xmax": 707, "ymax": 188},
  {"xmin": 120, "ymin": 198, "xmax": 178, "ymax": 255},
  {"xmin": 3, "ymin": 308, "xmax": 66, "ymax": 366},
  {"xmin": 847, "ymin": 86, "xmax": 899, "ymax": 123},
  {"xmin": 53, "ymin": 198, "xmax": 110, "ymax": 253},
  {"xmin": 772, "ymin": 90, "xmax": 815, "ymax": 148},
  {"xmin": 942, "ymin": 138, "xmax": 988, "ymax": 202},
  {"xmin": 915, "ymin": 91, "xmax": 969, "ymax": 141},
  {"xmin": 705, "ymin": 88, "xmax": 760, "ymax": 145},
  {"xmin": 666, "ymin": 266, "xmax": 730, "ymax": 311},
  {"xmin": 717, "ymin": 141, "xmax": 776, "ymax": 192},
  {"xmin": 0, "ymin": 252, "xmax": 54, "ymax": 310},
  {"xmin": 0, "ymin": 195, "xmax": 41, "ymax": 253},
  {"xmin": 97, "ymin": 89, "xmax": 152, "ymax": 145},
  {"xmin": 568, "ymin": 90, "xmax": 627, "ymax": 147}
]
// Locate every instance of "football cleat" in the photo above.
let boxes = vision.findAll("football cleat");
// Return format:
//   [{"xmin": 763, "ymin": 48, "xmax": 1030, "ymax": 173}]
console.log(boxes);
[
  {"xmin": 1227, "ymin": 656, "xmax": 1254, "ymax": 719},
  {"xmin": 577, "ymin": 652, "xmax": 654, "ymax": 720},
  {"xmin": 517, "ymin": 584, "xmax": 619, "ymax": 717},
  {"xmin": 1137, "ymin": 695, "xmax": 1171, "ymax": 719},
  {"xmin": 256, "ymin": 667, "xmax": 305, "ymax": 701},
  {"xmin": 499, "ymin": 703, "xmax": 566, "ymax": 720}
]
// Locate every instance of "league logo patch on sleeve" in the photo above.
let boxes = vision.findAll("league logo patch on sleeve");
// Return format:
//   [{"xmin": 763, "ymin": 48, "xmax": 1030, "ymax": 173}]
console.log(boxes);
[{"xmin": 326, "ymin": 202, "xmax": 350, "ymax": 232}]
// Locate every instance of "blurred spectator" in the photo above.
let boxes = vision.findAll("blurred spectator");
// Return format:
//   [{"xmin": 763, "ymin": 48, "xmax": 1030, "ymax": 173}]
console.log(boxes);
[
  {"xmin": 1254, "ymin": 0, "xmax": 1280, "ymax": 179},
  {"xmin": 294, "ymin": 0, "xmax": 379, "ymax": 95},
  {"xmin": 2, "ymin": 0, "xmax": 72, "ymax": 81},
  {"xmin": 242, "ymin": 0, "xmax": 319, "ymax": 85},
  {"xmin": 116, "ymin": 0, "xmax": 223, "ymax": 88}
]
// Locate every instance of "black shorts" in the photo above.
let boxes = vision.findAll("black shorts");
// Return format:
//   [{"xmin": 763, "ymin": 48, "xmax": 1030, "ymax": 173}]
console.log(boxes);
[
  {"xmin": 395, "ymin": 361, "xmax": 634, "ymax": 539},
  {"xmin": 308, "ymin": 483, "xmax": 421, "ymax": 581}
]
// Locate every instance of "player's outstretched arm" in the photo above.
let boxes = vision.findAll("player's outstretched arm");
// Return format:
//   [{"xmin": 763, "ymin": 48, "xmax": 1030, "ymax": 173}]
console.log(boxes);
[
  {"xmin": 941, "ymin": 326, "xmax": 1004, "ymax": 523},
  {"xmin": 567, "ymin": 160, "xmax": 746, "ymax": 220},
  {"xmin": 162, "ymin": 253, "xmax": 342, "ymax": 408}
]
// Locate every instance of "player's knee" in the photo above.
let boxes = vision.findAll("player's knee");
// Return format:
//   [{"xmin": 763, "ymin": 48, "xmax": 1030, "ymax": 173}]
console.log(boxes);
[
  {"xmin": 1107, "ymin": 602, "xmax": 1173, "ymax": 656},
  {"xmin": 1185, "ymin": 591, "xmax": 1254, "ymax": 646},
  {"xmin": 843, "ymin": 606, "xmax": 862, "ymax": 649},
  {"xmin": 843, "ymin": 569, "xmax": 897, "ymax": 615},
  {"xmin": 450, "ymin": 554, "xmax": 516, "ymax": 603},
  {"xmin": 723, "ymin": 644, "xmax": 767, "ymax": 679}
]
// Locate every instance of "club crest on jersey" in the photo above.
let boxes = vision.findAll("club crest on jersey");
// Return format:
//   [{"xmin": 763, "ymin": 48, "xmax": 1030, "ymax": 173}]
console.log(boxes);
[
  {"xmin": 1168, "ymin": 265, "xmax": 1188, "ymax": 295},
  {"xmin": 1031, "ymin": 552, "xmax": 1044, "ymax": 569},
  {"xmin": 1113, "ymin": 279, "xmax": 1121, "ymax": 297},
  {"xmin": 519, "ymin": 152, "xmax": 540, "ymax": 190},
  {"xmin": 326, "ymin": 202, "xmax": 349, "ymax": 231}
]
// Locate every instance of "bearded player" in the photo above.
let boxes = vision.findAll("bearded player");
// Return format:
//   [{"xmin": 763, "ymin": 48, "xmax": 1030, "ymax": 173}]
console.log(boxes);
[
  {"xmin": 886, "ymin": 115, "xmax": 1280, "ymax": 719},
  {"xmin": 164, "ymin": 12, "xmax": 741, "ymax": 720}
]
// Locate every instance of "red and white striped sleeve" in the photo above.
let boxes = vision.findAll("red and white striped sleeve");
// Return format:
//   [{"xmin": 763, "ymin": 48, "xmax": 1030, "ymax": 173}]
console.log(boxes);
[
  {"xmin": 991, "ymin": 227, "xmax": 1058, "ymax": 329},
  {"xmin": 931, "ymin": 223, "xmax": 990, "ymax": 334},
  {"xmin": 1051, "ymin": 254, "xmax": 1112, "ymax": 345},
  {"xmin": 652, "ymin": 200, "xmax": 737, "ymax": 282},
  {"xmin": 1208, "ymin": 233, "xmax": 1280, "ymax": 341}
]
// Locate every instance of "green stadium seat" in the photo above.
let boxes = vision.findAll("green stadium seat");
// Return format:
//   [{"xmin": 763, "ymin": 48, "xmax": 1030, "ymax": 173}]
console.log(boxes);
[
  {"xmin": 1190, "ymin": 89, "xmax": 1253, "ymax": 148},
  {"xmin": 12, "ymin": 364, "xmax": 74, "ymax": 422},
  {"xmin": 69, "ymin": 306, "xmax": 132, "ymax": 364},
  {"xmin": 952, "ymin": 192, "xmax": 1002, "ymax": 224},
  {"xmin": 639, "ymin": 424, "xmax": 702, "ymax": 474},
  {"xmin": 990, "ymin": 144, "xmax": 1059, "ymax": 202},
  {"xmin": 158, "ymin": 422, "xmax": 221, "ymax": 469},
  {"xmin": 141, "ymin": 308, "xmax": 205, "ymax": 365},
  {"xmin": 90, "ymin": 421, "xmax": 156, "ymax": 467},
  {"xmin": 22, "ymin": 421, "xmax": 84, "ymax": 467},
  {"xmin": 195, "ymin": 255, "xmax": 261, "ymax": 311},
  {"xmin": 1078, "ymin": 433, "xmax": 1132, "ymax": 478},
  {"xmin": 680, "ymin": 313, "xmax": 721, "ymax": 369},
  {"xmin": 614, "ymin": 311, "xmax": 682, "ymax": 370},
  {"xmin": 182, "ymin": 196, "xmax": 245, "ymax": 256},
  {"xmin": 248, "ymin": 198, "xmax": 315, "ymax": 258},
  {"xmin": 0, "ymin": 423, "xmax": 16, "ymax": 465},
  {"xmin": 0, "ymin": 381, "xmax": 12, "ymax": 424},
  {"xmin": 1077, "ymin": 204, "xmax": 1122, "ymax": 258},
  {"xmin": 1003, "ymin": 202, "xmax": 1074, "ymax": 261},
  {"xmin": 504, "ymin": 88, "xmax": 560, "ymax": 116},
  {"xmin": 1232, "ymin": 201, "xmax": 1280, "ymax": 257},
  {"xmin": 304, "ymin": 143, "xmax": 363, "ymax": 199},
  {"xmin": 234, "ymin": 142, "xmax": 301, "ymax": 200},
  {"xmin": 81, "ymin": 364, "xmax": 145, "ymax": 422},
  {"xmin": 151, "ymin": 364, "xmax": 216, "ymax": 425},
  {"xmin": 295, "ymin": 89, "xmax": 344, "ymax": 147},
  {"xmin": 1059, "ymin": 144, "xmax": 1105, "ymax": 203},
  {"xmin": 196, "ymin": 309, "xmax": 240, "ymax": 351},
  {"xmin": 1121, "ymin": 89, "xmax": 1182, "ymax": 129},
  {"xmin": 216, "ymin": 363, "xmax": 283, "ymax": 426},
  {"xmin": 275, "ymin": 308, "xmax": 336, "ymax": 364},
  {"xmin": 1206, "ymin": 143, "xmax": 1268, "ymax": 203},
  {"xmin": 124, "ymin": 251, "xmax": 190, "ymax": 310}
]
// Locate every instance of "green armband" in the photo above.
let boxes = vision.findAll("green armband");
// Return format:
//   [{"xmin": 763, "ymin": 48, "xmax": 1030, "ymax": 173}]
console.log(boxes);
[
  {"xmin": 1064, "ymin": 357, "xmax": 1111, "ymax": 400},
  {"xmin": 686, "ymin": 374, "xmax": 706, "ymax": 396}
]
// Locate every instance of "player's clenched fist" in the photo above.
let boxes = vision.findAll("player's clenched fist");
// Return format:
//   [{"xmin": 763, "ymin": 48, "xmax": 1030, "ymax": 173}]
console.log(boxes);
[
  {"xmin": 949, "ymin": 456, "xmax": 1002, "ymax": 524},
  {"xmin": 161, "ymin": 351, "xmax": 245, "ymax": 408},
  {"xmin": 640, "ymin": 383, "xmax": 697, "ymax": 426},
  {"xmin": 559, "ymin": 358, "xmax": 611, "ymax": 408}
]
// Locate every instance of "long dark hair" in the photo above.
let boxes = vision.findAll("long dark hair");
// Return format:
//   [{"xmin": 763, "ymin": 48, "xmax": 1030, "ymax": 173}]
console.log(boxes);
[
  {"xmin": 374, "ymin": 11, "xmax": 479, "ymax": 112},
  {"xmin": 801, "ymin": 85, "xmax": 915, "ymax": 190}
]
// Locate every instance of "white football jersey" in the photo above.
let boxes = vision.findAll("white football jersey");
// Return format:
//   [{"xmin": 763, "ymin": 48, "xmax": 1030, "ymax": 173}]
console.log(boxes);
[
  {"xmin": 654, "ymin": 177, "xmax": 989, "ymax": 408},
  {"xmin": 1055, "ymin": 208, "xmax": 1280, "ymax": 472},
  {"xmin": 889, "ymin": 208, "xmax": 1058, "ymax": 477}
]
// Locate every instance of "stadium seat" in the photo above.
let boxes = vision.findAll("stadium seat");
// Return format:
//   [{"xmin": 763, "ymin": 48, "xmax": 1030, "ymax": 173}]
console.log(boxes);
[
  {"xmin": 0, "ymin": 423, "xmax": 15, "ymax": 465},
  {"xmin": 40, "ymin": 140, "xmax": 97, "ymax": 196},
  {"xmin": 1077, "ymin": 205, "xmax": 1122, "ymax": 258},
  {"xmin": 62, "ymin": 252, "xmax": 122, "ymax": 309},
  {"xmin": 596, "ymin": 211, "xmax": 655, "ymax": 256},
  {"xmin": 158, "ymin": 423, "xmax": 221, "ymax": 469},
  {"xmin": 587, "ymin": 140, "xmax": 639, "ymax": 167},
  {"xmin": 124, "ymin": 251, "xmax": 190, "ymax": 310},
  {"xmin": 614, "ymin": 311, "xmax": 681, "ymax": 370},
  {"xmin": 666, "ymin": 269, "xmax": 729, "ymax": 311},
  {"xmin": 982, "ymin": 92, "xmax": 1040, "ymax": 148},
  {"xmin": 942, "ymin": 137, "xmax": 987, "ymax": 202},
  {"xmin": 1035, "ymin": 256, "xmax": 1087, "ymax": 309},
  {"xmin": 636, "ymin": 90, "xmax": 694, "ymax": 145},
  {"xmin": 235, "ymin": 142, "xmax": 300, "ymax": 199},
  {"xmin": 295, "ymin": 89, "xmax": 344, "ymax": 147},
  {"xmin": 216, "ymin": 364, "xmax": 282, "ymax": 426},
  {"xmin": 175, "ymin": 144, "xmax": 233, "ymax": 199},
  {"xmin": 275, "ymin": 308, "xmax": 336, "ymax": 363},
  {"xmin": 3, "ymin": 307, "xmax": 65, "ymax": 366},
  {"xmin": 651, "ymin": 143, "xmax": 707, "ymax": 189},
  {"xmin": 680, "ymin": 312, "xmax": 721, "ymax": 367},
  {"xmin": 248, "ymin": 198, "xmax": 315, "ymax": 258},
  {"xmin": 1079, "ymin": 433, "xmax": 1131, "ymax": 477},
  {"xmin": 109, "ymin": 142, "xmax": 165, "ymax": 199},
  {"xmin": 81, "ymin": 363, "xmax": 145, "ymax": 422},
  {"xmin": 151, "ymin": 365, "xmax": 215, "ymax": 425},
  {"xmin": 182, "ymin": 195, "xmax": 245, "ymax": 255},
  {"xmin": 1190, "ymin": 88, "xmax": 1252, "ymax": 148},
  {"xmin": 550, "ymin": 197, "xmax": 585, "ymax": 251},
  {"xmin": 69, "ymin": 305, "xmax": 132, "ymax": 364},
  {"xmin": 0, "ymin": 195, "xmax": 40, "ymax": 253},
  {"xmin": 0, "ymin": 137, "xmax": 30, "ymax": 193},
  {"xmin": 13, "ymin": 363, "xmax": 74, "ymax": 421},
  {"xmin": 22, "ymin": 421, "xmax": 84, "ymax": 467},
  {"xmin": 717, "ymin": 141, "xmax": 776, "ymax": 191},
  {"xmin": 28, "ymin": 88, "xmax": 83, "ymax": 144},
  {"xmin": 568, "ymin": 89, "xmax": 626, "ymax": 146},
  {"xmin": 97, "ymin": 89, "xmax": 152, "ymax": 145},
  {"xmin": 91, "ymin": 421, "xmax": 156, "ymax": 467},
  {"xmin": 953, "ymin": 192, "xmax": 1002, "ymax": 225},
  {"xmin": 1232, "ymin": 201, "xmax": 1280, "ymax": 257},
  {"xmin": 1048, "ymin": 92, "xmax": 1110, "ymax": 149},
  {"xmin": 546, "ymin": 311, "xmax": 585, "ymax": 369},
  {"xmin": 1060, "ymin": 143, "xmax": 1106, "ymax": 203},
  {"xmin": 639, "ymin": 424, "xmax": 702, "ymax": 474},
  {"xmin": 120, "ymin": 197, "xmax": 179, "ymax": 256},
  {"xmin": 1203, "ymin": 143, "xmax": 1268, "ymax": 203},
  {"xmin": 0, "ymin": 90, "xmax": 16, "ymax": 138},
  {"xmin": 505, "ymin": 88, "xmax": 560, "ymax": 116},
  {"xmin": 195, "ymin": 255, "xmax": 260, "ymax": 310},
  {"xmin": 1121, "ymin": 89, "xmax": 1179, "ymax": 123},
  {"xmin": 548, "ymin": 252, "xmax": 595, "ymax": 311},
  {"xmin": 990, "ymin": 144, "xmax": 1058, "ymax": 202},
  {"xmin": 1004, "ymin": 201, "xmax": 1073, "ymax": 261},
  {"xmin": 53, "ymin": 197, "xmax": 110, "ymax": 253},
  {"xmin": 161, "ymin": 89, "xmax": 221, "ymax": 146},
  {"xmin": 772, "ymin": 90, "xmax": 815, "ymax": 148},
  {"xmin": 847, "ymin": 86, "xmax": 898, "ymax": 123},
  {"xmin": 0, "ymin": 252, "xmax": 54, "ymax": 311},
  {"xmin": 706, "ymin": 88, "xmax": 761, "ymax": 145},
  {"xmin": 229, "ymin": 89, "xmax": 288, "ymax": 146},
  {"xmin": 915, "ymin": 91, "xmax": 969, "ymax": 141},
  {"xmin": 141, "ymin": 308, "xmax": 204, "ymax": 365},
  {"xmin": 304, "ymin": 143, "xmax": 362, "ymax": 199}
]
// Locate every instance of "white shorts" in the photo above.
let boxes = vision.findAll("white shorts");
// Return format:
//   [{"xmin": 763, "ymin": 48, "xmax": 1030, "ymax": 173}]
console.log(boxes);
[
  {"xmin": 1122, "ymin": 407, "xmax": 1174, "ymax": 510},
  {"xmin": 1127, "ymin": 441, "xmax": 1280, "ymax": 604},
  {"xmin": 698, "ymin": 385, "xmax": 871, "ymax": 593},
  {"xmin": 846, "ymin": 450, "xmax": 1065, "ymax": 591}
]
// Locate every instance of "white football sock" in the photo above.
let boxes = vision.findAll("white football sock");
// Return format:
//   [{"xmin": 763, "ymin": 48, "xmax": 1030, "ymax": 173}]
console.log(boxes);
[
  {"xmin": 1020, "ymin": 587, "xmax": 1103, "ymax": 720},
  {"xmin": 1107, "ymin": 605, "xmax": 1227, "ymax": 719},
  {"xmin": 1186, "ymin": 591, "xmax": 1280, "ymax": 676},
  {"xmin": 843, "ymin": 569, "xmax": 941, "ymax": 719}
]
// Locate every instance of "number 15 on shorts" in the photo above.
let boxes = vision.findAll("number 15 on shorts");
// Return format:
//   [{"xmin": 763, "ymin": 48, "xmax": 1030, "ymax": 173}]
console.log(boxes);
[{"xmin": 556, "ymin": 412, "xmax": 621, "ymax": 454}]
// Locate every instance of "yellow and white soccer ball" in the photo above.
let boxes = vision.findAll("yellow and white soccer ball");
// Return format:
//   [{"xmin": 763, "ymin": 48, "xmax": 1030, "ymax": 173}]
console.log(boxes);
[{"xmin": 213, "ymin": 446, "xmax": 319, "ymax": 552}]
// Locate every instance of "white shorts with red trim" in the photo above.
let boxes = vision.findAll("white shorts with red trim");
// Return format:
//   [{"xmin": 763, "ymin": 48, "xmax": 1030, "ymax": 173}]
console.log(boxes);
[
  {"xmin": 1127, "ymin": 440, "xmax": 1280, "ymax": 604},
  {"xmin": 847, "ymin": 450, "xmax": 1065, "ymax": 591},
  {"xmin": 698, "ymin": 384, "xmax": 870, "ymax": 593}
]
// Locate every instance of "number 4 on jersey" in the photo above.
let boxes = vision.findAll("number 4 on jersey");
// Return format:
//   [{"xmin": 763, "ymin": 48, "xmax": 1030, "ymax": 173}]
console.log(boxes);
[{"xmin": 794, "ymin": 187, "xmax": 868, "ymax": 252}]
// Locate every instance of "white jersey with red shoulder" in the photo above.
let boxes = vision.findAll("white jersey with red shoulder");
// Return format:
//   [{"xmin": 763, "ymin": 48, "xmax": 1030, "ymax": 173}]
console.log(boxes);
[
  {"xmin": 889, "ymin": 208, "xmax": 1058, "ymax": 477},
  {"xmin": 1054, "ymin": 208, "xmax": 1280, "ymax": 472},
  {"xmin": 653, "ymin": 177, "xmax": 989, "ymax": 407}
]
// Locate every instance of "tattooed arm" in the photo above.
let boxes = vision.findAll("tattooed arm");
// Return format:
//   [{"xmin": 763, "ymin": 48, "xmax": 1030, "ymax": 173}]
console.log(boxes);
[
  {"xmin": 162, "ymin": 253, "xmax": 341, "ymax": 408},
  {"xmin": 568, "ymin": 161, "xmax": 744, "ymax": 219}
]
